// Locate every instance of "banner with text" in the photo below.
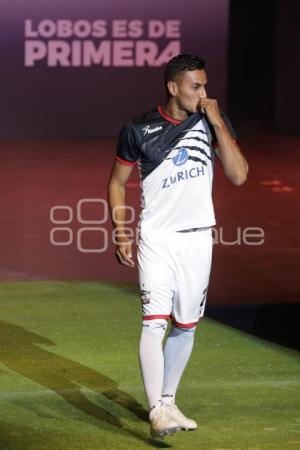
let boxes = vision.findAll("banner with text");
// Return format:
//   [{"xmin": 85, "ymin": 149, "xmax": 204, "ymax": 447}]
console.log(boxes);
[{"xmin": 0, "ymin": 0, "xmax": 229, "ymax": 137}]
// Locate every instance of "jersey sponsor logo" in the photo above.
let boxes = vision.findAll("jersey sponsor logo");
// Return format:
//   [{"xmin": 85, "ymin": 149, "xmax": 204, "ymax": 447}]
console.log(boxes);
[
  {"xmin": 162, "ymin": 165, "xmax": 205, "ymax": 189},
  {"xmin": 142, "ymin": 125, "xmax": 163, "ymax": 136},
  {"xmin": 172, "ymin": 147, "xmax": 188, "ymax": 166}
]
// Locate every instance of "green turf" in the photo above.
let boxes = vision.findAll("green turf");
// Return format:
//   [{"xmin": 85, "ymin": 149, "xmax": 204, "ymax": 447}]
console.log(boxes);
[{"xmin": 0, "ymin": 281, "xmax": 299, "ymax": 450}]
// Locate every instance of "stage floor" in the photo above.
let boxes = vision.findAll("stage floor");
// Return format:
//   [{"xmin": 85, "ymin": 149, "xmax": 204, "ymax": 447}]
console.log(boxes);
[{"xmin": 0, "ymin": 281, "xmax": 298, "ymax": 450}]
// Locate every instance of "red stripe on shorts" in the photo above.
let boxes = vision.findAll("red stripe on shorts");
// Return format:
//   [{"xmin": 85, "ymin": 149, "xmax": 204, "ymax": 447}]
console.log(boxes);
[
  {"xmin": 143, "ymin": 314, "xmax": 171, "ymax": 320},
  {"xmin": 171, "ymin": 316, "xmax": 199, "ymax": 328}
]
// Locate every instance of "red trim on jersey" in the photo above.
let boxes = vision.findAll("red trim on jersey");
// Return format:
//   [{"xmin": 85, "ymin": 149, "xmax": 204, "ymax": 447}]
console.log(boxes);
[
  {"xmin": 115, "ymin": 156, "xmax": 136, "ymax": 166},
  {"xmin": 157, "ymin": 105, "xmax": 182, "ymax": 125},
  {"xmin": 171, "ymin": 316, "xmax": 199, "ymax": 328},
  {"xmin": 143, "ymin": 314, "xmax": 171, "ymax": 321}
]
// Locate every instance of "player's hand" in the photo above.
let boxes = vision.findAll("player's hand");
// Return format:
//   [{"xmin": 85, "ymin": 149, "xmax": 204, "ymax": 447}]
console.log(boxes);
[
  {"xmin": 115, "ymin": 235, "xmax": 135, "ymax": 268},
  {"xmin": 198, "ymin": 98, "xmax": 223, "ymax": 128}
]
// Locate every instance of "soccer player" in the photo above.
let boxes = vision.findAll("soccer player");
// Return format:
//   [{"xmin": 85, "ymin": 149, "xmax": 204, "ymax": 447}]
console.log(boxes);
[{"xmin": 108, "ymin": 54, "xmax": 248, "ymax": 438}]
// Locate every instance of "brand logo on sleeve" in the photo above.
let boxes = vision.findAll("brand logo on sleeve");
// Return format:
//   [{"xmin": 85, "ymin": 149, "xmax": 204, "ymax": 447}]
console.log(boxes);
[{"xmin": 142, "ymin": 125, "xmax": 163, "ymax": 135}]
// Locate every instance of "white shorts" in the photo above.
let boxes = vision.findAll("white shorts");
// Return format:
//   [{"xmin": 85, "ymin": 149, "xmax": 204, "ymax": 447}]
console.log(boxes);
[{"xmin": 137, "ymin": 228, "xmax": 213, "ymax": 328}]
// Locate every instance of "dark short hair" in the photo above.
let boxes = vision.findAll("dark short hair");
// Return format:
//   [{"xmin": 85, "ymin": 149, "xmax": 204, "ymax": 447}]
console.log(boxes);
[{"xmin": 164, "ymin": 54, "xmax": 205, "ymax": 90}]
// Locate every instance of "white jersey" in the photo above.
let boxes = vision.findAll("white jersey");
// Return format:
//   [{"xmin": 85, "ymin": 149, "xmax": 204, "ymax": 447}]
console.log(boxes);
[{"xmin": 116, "ymin": 106, "xmax": 235, "ymax": 237}]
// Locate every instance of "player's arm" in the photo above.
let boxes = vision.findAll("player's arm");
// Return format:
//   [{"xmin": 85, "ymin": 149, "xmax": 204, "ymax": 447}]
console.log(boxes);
[
  {"xmin": 108, "ymin": 160, "xmax": 135, "ymax": 267},
  {"xmin": 199, "ymin": 98, "xmax": 249, "ymax": 186}
]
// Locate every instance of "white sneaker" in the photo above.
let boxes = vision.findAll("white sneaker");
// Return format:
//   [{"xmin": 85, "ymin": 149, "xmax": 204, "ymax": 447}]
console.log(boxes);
[
  {"xmin": 149, "ymin": 403, "xmax": 181, "ymax": 438},
  {"xmin": 165, "ymin": 403, "xmax": 198, "ymax": 430}
]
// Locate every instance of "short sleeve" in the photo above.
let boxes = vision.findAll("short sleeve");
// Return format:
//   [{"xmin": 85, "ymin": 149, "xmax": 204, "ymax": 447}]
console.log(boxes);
[
  {"xmin": 115, "ymin": 121, "xmax": 140, "ymax": 166},
  {"xmin": 211, "ymin": 112, "xmax": 238, "ymax": 148}
]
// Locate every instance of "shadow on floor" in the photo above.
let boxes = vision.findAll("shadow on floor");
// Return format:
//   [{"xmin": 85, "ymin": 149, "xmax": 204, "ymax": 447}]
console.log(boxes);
[{"xmin": 0, "ymin": 320, "xmax": 171, "ymax": 448}]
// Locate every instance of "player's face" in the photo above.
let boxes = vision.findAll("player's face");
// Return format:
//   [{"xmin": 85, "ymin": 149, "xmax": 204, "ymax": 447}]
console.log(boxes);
[{"xmin": 174, "ymin": 69, "xmax": 207, "ymax": 114}]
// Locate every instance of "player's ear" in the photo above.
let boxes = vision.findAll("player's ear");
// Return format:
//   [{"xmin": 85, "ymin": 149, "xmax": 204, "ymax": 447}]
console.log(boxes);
[{"xmin": 167, "ymin": 80, "xmax": 177, "ymax": 97}]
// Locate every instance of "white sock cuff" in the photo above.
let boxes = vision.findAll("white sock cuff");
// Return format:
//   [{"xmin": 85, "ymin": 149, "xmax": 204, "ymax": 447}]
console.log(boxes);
[
  {"xmin": 142, "ymin": 319, "xmax": 168, "ymax": 338},
  {"xmin": 171, "ymin": 325, "xmax": 196, "ymax": 336}
]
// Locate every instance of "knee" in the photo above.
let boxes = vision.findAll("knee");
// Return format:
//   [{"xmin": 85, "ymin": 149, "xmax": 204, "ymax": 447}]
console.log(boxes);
[{"xmin": 141, "ymin": 319, "xmax": 168, "ymax": 340}]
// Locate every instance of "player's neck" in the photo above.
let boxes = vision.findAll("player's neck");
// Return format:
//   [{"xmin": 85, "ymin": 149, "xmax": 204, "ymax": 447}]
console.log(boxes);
[{"xmin": 163, "ymin": 100, "xmax": 189, "ymax": 122}]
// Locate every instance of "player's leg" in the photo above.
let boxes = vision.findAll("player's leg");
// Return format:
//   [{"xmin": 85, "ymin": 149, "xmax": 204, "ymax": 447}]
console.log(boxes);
[
  {"xmin": 162, "ymin": 228, "xmax": 213, "ymax": 429},
  {"xmin": 162, "ymin": 324, "xmax": 198, "ymax": 430},
  {"xmin": 162, "ymin": 324, "xmax": 196, "ymax": 404},
  {"xmin": 139, "ymin": 318, "xmax": 168, "ymax": 409},
  {"xmin": 138, "ymin": 235, "xmax": 181, "ymax": 437},
  {"xmin": 140, "ymin": 318, "xmax": 181, "ymax": 438}
]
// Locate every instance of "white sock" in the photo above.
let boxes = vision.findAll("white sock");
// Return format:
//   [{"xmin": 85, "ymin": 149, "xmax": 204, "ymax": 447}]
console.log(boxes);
[
  {"xmin": 162, "ymin": 325, "xmax": 196, "ymax": 403},
  {"xmin": 139, "ymin": 319, "xmax": 168, "ymax": 409}
]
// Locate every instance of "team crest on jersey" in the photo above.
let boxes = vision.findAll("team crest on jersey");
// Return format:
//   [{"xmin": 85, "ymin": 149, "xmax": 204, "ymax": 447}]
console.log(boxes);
[
  {"xmin": 172, "ymin": 148, "xmax": 189, "ymax": 166},
  {"xmin": 140, "ymin": 289, "xmax": 151, "ymax": 304}
]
